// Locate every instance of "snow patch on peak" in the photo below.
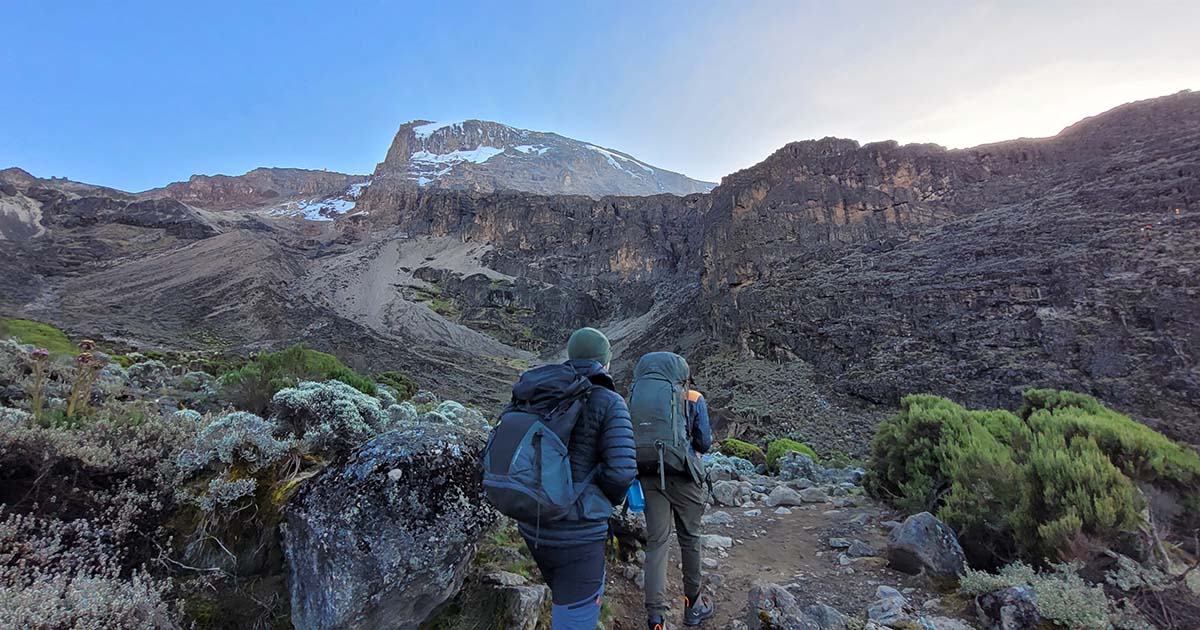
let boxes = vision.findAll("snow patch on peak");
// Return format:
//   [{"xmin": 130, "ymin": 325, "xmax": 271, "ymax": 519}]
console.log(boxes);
[
  {"xmin": 411, "ymin": 146, "xmax": 506, "ymax": 167},
  {"xmin": 408, "ymin": 146, "xmax": 507, "ymax": 185},
  {"xmin": 513, "ymin": 145, "xmax": 550, "ymax": 155},
  {"xmin": 585, "ymin": 144, "xmax": 655, "ymax": 175},
  {"xmin": 265, "ymin": 180, "xmax": 367, "ymax": 222},
  {"xmin": 412, "ymin": 120, "xmax": 466, "ymax": 139}
]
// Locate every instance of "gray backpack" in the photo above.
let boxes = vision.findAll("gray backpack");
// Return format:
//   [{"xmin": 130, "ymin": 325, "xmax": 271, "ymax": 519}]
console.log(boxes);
[{"xmin": 628, "ymin": 352, "xmax": 703, "ymax": 487}]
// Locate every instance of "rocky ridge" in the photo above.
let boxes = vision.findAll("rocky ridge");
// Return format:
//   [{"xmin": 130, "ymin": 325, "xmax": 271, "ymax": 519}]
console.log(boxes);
[
  {"xmin": 139, "ymin": 167, "xmax": 369, "ymax": 212},
  {"xmin": 363, "ymin": 119, "xmax": 715, "ymax": 200}
]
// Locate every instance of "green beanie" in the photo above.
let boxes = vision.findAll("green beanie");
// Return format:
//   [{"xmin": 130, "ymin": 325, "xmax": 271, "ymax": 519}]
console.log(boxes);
[{"xmin": 567, "ymin": 327, "xmax": 612, "ymax": 366}]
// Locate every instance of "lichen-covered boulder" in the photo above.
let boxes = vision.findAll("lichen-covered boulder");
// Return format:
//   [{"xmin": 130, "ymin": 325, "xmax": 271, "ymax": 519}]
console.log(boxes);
[
  {"xmin": 281, "ymin": 423, "xmax": 496, "ymax": 630},
  {"xmin": 705, "ymin": 452, "xmax": 757, "ymax": 481},
  {"xmin": 886, "ymin": 512, "xmax": 967, "ymax": 582},
  {"xmin": 777, "ymin": 451, "xmax": 824, "ymax": 483}
]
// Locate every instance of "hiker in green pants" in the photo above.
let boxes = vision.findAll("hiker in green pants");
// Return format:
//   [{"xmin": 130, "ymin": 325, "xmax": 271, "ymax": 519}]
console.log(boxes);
[{"xmin": 628, "ymin": 352, "xmax": 714, "ymax": 629}]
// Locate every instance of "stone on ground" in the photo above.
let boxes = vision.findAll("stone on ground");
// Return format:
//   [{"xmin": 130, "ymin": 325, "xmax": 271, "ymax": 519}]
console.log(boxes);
[
  {"xmin": 804, "ymin": 603, "xmax": 849, "ymax": 630},
  {"xmin": 765, "ymin": 485, "xmax": 805, "ymax": 507},
  {"xmin": 799, "ymin": 487, "xmax": 829, "ymax": 503},
  {"xmin": 703, "ymin": 510, "xmax": 735, "ymax": 526},
  {"xmin": 746, "ymin": 581, "xmax": 822, "ymax": 630},
  {"xmin": 885, "ymin": 511, "xmax": 966, "ymax": 582},
  {"xmin": 712, "ymin": 480, "xmax": 754, "ymax": 506},
  {"xmin": 867, "ymin": 588, "xmax": 916, "ymax": 628},
  {"xmin": 701, "ymin": 534, "xmax": 734, "ymax": 549},
  {"xmin": 846, "ymin": 540, "xmax": 877, "ymax": 558}
]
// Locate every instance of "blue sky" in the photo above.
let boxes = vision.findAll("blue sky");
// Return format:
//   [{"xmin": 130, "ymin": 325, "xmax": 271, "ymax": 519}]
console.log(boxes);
[{"xmin": 3, "ymin": 1, "xmax": 1198, "ymax": 191}]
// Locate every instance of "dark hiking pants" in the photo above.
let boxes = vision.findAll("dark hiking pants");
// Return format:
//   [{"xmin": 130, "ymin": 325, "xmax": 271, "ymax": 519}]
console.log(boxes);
[
  {"xmin": 641, "ymin": 473, "xmax": 706, "ymax": 618},
  {"xmin": 524, "ymin": 537, "xmax": 606, "ymax": 629}
]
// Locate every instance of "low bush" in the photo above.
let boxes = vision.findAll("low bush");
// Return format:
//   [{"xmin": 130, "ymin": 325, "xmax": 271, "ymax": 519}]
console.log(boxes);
[
  {"xmin": 374, "ymin": 371, "xmax": 418, "ymax": 402},
  {"xmin": 959, "ymin": 562, "xmax": 1129, "ymax": 630},
  {"xmin": 270, "ymin": 379, "xmax": 392, "ymax": 454},
  {"xmin": 766, "ymin": 438, "xmax": 819, "ymax": 472},
  {"xmin": 718, "ymin": 438, "xmax": 766, "ymax": 466},
  {"xmin": 867, "ymin": 391, "xmax": 1200, "ymax": 567},
  {"xmin": 0, "ymin": 511, "xmax": 180, "ymax": 628},
  {"xmin": 218, "ymin": 345, "xmax": 376, "ymax": 413},
  {"xmin": 127, "ymin": 359, "xmax": 171, "ymax": 391}
]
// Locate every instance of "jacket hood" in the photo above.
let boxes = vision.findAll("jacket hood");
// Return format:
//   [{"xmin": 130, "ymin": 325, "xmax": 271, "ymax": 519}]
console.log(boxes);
[
  {"xmin": 632, "ymin": 352, "xmax": 690, "ymax": 383},
  {"xmin": 511, "ymin": 363, "xmax": 591, "ymax": 412},
  {"xmin": 565, "ymin": 359, "xmax": 617, "ymax": 392}
]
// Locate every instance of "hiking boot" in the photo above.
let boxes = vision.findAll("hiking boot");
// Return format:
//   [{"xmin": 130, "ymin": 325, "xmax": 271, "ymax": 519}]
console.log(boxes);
[
  {"xmin": 683, "ymin": 594, "xmax": 715, "ymax": 626},
  {"xmin": 648, "ymin": 615, "xmax": 667, "ymax": 630}
]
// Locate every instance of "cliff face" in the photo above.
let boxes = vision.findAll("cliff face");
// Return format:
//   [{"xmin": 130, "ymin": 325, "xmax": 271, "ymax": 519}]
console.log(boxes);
[{"xmin": 694, "ymin": 91, "xmax": 1200, "ymax": 442}]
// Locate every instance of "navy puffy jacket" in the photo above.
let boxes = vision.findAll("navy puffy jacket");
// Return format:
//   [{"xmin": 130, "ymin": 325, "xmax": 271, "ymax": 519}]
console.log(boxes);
[{"xmin": 519, "ymin": 359, "xmax": 636, "ymax": 547}]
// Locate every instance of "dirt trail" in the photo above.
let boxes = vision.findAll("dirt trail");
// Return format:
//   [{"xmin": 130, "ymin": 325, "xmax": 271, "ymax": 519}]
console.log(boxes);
[{"xmin": 604, "ymin": 498, "xmax": 971, "ymax": 628}]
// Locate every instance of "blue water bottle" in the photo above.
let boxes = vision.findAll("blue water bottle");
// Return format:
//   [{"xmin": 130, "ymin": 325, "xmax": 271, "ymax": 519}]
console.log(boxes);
[{"xmin": 627, "ymin": 479, "xmax": 645, "ymax": 513}]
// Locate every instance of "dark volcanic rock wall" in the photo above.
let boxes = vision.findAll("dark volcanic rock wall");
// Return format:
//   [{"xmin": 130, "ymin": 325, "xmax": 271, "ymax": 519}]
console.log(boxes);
[
  {"xmin": 357, "ymin": 187, "xmax": 711, "ymax": 320},
  {"xmin": 698, "ymin": 91, "xmax": 1200, "ymax": 442}
]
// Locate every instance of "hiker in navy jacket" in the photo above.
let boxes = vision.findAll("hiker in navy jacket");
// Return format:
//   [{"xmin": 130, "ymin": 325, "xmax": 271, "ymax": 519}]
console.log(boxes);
[{"xmin": 518, "ymin": 327, "xmax": 636, "ymax": 629}]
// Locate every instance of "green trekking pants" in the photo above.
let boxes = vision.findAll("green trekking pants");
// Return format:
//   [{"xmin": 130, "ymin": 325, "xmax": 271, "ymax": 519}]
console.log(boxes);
[{"xmin": 641, "ymin": 473, "xmax": 707, "ymax": 618}]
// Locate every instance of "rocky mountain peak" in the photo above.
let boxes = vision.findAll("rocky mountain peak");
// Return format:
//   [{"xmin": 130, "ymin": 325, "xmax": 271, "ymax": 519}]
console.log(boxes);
[{"xmin": 369, "ymin": 118, "xmax": 715, "ymax": 198}]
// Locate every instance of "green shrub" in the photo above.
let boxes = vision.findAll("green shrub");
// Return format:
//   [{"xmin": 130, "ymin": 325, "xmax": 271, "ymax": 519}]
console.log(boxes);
[
  {"xmin": 0, "ymin": 319, "xmax": 74, "ymax": 355},
  {"xmin": 217, "ymin": 345, "xmax": 375, "ymax": 413},
  {"xmin": 867, "ymin": 391, "xmax": 1200, "ymax": 567},
  {"xmin": 718, "ymin": 438, "xmax": 766, "ymax": 466},
  {"xmin": 374, "ymin": 371, "xmax": 418, "ymax": 402},
  {"xmin": 959, "ymin": 562, "xmax": 1116, "ymax": 629},
  {"xmin": 766, "ymin": 438, "xmax": 819, "ymax": 472}
]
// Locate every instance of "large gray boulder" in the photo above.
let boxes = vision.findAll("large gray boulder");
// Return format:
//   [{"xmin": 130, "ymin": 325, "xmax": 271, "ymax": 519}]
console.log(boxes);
[
  {"xmin": 765, "ymin": 485, "xmax": 806, "ymax": 507},
  {"xmin": 282, "ymin": 424, "xmax": 496, "ymax": 630},
  {"xmin": 886, "ymin": 512, "xmax": 967, "ymax": 582},
  {"xmin": 746, "ymin": 582, "xmax": 821, "ymax": 630}
]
